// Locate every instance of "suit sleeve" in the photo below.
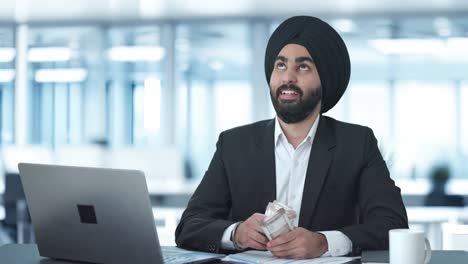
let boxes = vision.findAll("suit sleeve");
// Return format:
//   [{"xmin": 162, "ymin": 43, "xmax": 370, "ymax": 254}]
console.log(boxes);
[
  {"xmin": 175, "ymin": 132, "xmax": 235, "ymax": 253},
  {"xmin": 338, "ymin": 128, "xmax": 408, "ymax": 255}
]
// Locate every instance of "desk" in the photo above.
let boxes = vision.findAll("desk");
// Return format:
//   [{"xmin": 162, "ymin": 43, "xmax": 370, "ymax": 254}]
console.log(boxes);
[
  {"xmin": 407, "ymin": 206, "xmax": 468, "ymax": 249},
  {"xmin": 1, "ymin": 244, "xmax": 468, "ymax": 264}
]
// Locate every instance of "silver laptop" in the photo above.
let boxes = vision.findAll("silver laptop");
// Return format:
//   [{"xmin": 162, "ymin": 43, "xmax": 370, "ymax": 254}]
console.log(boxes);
[{"xmin": 18, "ymin": 163, "xmax": 223, "ymax": 264}]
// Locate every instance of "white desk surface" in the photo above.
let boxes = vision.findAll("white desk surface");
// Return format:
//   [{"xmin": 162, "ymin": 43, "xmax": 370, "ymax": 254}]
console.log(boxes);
[{"xmin": 406, "ymin": 206, "xmax": 468, "ymax": 223}]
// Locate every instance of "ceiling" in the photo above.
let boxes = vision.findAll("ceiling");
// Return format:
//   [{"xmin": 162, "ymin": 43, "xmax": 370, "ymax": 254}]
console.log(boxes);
[{"xmin": 1, "ymin": 0, "xmax": 468, "ymax": 23}]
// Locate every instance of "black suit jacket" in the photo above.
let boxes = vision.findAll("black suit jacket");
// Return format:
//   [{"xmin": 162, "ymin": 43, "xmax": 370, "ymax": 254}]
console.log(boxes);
[{"xmin": 175, "ymin": 116, "xmax": 408, "ymax": 254}]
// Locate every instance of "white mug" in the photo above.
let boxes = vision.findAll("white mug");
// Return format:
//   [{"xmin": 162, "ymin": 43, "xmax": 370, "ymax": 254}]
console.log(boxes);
[{"xmin": 389, "ymin": 229, "xmax": 432, "ymax": 264}]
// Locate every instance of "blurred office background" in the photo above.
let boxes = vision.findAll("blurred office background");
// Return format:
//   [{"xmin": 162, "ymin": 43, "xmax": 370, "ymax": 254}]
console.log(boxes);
[{"xmin": 1, "ymin": 0, "xmax": 468, "ymax": 250}]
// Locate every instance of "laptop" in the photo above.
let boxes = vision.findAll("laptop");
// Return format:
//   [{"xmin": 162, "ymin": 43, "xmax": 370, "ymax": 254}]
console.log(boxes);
[{"xmin": 18, "ymin": 163, "xmax": 224, "ymax": 264}]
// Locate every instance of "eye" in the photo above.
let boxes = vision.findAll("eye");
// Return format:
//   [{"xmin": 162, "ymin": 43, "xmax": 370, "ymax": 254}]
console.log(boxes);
[
  {"xmin": 276, "ymin": 62, "xmax": 286, "ymax": 70},
  {"xmin": 299, "ymin": 64, "xmax": 310, "ymax": 71}
]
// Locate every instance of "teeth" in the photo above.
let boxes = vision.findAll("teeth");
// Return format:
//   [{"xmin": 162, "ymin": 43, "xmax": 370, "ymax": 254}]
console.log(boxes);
[{"xmin": 281, "ymin": 90, "xmax": 297, "ymax": 95}]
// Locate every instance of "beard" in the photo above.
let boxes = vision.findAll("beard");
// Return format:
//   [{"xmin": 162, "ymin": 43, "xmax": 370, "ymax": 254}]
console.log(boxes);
[{"xmin": 270, "ymin": 84, "xmax": 322, "ymax": 124}]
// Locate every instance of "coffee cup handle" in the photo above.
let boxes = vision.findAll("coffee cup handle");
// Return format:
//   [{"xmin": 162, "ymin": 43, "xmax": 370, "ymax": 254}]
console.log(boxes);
[{"xmin": 424, "ymin": 238, "xmax": 432, "ymax": 264}]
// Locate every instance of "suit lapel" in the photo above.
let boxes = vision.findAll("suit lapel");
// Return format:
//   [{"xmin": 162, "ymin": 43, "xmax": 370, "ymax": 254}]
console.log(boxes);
[
  {"xmin": 254, "ymin": 119, "xmax": 276, "ymax": 211},
  {"xmin": 299, "ymin": 116, "xmax": 336, "ymax": 227}
]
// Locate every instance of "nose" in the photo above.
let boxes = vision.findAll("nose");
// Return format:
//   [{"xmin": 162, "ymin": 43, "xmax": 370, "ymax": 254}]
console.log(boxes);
[{"xmin": 281, "ymin": 68, "xmax": 297, "ymax": 85}]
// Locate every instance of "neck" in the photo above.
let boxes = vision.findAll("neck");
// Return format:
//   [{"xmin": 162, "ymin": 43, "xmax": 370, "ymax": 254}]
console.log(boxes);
[{"xmin": 278, "ymin": 106, "xmax": 320, "ymax": 149}]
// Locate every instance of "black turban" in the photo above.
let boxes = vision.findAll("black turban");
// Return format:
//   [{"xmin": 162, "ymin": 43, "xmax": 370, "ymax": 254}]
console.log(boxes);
[{"xmin": 265, "ymin": 16, "xmax": 351, "ymax": 113}]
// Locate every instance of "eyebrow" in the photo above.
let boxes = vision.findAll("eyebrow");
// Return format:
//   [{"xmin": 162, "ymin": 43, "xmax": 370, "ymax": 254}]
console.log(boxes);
[{"xmin": 276, "ymin": 56, "xmax": 314, "ymax": 64}]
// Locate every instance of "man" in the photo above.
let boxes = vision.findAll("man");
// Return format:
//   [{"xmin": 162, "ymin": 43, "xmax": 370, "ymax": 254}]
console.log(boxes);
[{"xmin": 175, "ymin": 16, "xmax": 408, "ymax": 259}]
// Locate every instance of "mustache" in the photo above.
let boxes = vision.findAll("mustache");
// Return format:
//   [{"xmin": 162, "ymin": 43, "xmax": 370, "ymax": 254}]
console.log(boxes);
[{"xmin": 276, "ymin": 84, "xmax": 304, "ymax": 98}]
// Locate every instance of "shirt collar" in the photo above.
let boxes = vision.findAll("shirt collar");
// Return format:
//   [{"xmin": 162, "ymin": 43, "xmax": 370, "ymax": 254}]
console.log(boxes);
[{"xmin": 274, "ymin": 115, "xmax": 320, "ymax": 146}]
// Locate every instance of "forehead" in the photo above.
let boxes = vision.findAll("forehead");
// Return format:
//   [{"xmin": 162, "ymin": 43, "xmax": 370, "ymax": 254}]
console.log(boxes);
[{"xmin": 277, "ymin": 44, "xmax": 312, "ymax": 58}]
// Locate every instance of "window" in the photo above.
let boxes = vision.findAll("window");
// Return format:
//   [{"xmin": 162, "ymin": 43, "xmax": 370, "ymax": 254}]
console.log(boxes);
[
  {"xmin": 393, "ymin": 81, "xmax": 456, "ymax": 179},
  {"xmin": 175, "ymin": 21, "xmax": 253, "ymax": 178},
  {"xmin": 461, "ymin": 82, "xmax": 468, "ymax": 157},
  {"xmin": 28, "ymin": 26, "xmax": 99, "ymax": 146},
  {"xmin": 3, "ymin": 16, "xmax": 468, "ymax": 185},
  {"xmin": 133, "ymin": 77, "xmax": 162, "ymax": 146},
  {"xmin": 347, "ymin": 82, "xmax": 391, "ymax": 146},
  {"xmin": 107, "ymin": 26, "xmax": 164, "ymax": 146},
  {"xmin": 0, "ymin": 27, "xmax": 15, "ymax": 144},
  {"xmin": 214, "ymin": 81, "xmax": 252, "ymax": 135}
]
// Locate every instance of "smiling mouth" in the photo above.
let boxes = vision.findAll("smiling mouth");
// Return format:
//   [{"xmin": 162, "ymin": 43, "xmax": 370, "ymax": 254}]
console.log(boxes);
[
  {"xmin": 278, "ymin": 88, "xmax": 300, "ymax": 101},
  {"xmin": 281, "ymin": 89, "xmax": 298, "ymax": 95}
]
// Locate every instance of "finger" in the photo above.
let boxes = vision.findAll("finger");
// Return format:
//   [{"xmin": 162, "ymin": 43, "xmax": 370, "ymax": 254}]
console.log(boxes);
[
  {"xmin": 253, "ymin": 213, "xmax": 265, "ymax": 220},
  {"xmin": 268, "ymin": 230, "xmax": 296, "ymax": 247},
  {"xmin": 250, "ymin": 231, "xmax": 268, "ymax": 245},
  {"xmin": 253, "ymin": 213, "xmax": 266, "ymax": 224},
  {"xmin": 251, "ymin": 222, "xmax": 267, "ymax": 234},
  {"xmin": 246, "ymin": 218, "xmax": 267, "ymax": 234},
  {"xmin": 268, "ymin": 240, "xmax": 294, "ymax": 253},
  {"xmin": 247, "ymin": 239, "xmax": 267, "ymax": 250},
  {"xmin": 270, "ymin": 247, "xmax": 294, "ymax": 259}
]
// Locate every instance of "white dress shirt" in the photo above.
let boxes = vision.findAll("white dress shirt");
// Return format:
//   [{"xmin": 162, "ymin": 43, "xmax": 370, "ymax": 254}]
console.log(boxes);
[{"xmin": 221, "ymin": 116, "xmax": 352, "ymax": 256}]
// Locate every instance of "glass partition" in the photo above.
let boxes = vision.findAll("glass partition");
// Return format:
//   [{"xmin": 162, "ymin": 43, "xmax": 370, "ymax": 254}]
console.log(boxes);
[
  {"xmin": 175, "ymin": 21, "xmax": 253, "ymax": 178},
  {"xmin": 0, "ymin": 26, "xmax": 15, "ymax": 144}
]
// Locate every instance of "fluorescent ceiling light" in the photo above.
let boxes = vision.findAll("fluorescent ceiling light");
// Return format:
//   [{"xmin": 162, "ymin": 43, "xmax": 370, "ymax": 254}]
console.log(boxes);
[
  {"xmin": 28, "ymin": 47, "xmax": 72, "ymax": 62},
  {"xmin": 108, "ymin": 46, "xmax": 165, "ymax": 62},
  {"xmin": 369, "ymin": 38, "xmax": 445, "ymax": 55},
  {"xmin": 35, "ymin": 68, "xmax": 87, "ymax": 83},
  {"xmin": 370, "ymin": 37, "xmax": 468, "ymax": 57},
  {"xmin": 0, "ymin": 69, "xmax": 15, "ymax": 83},
  {"xmin": 0, "ymin": 48, "xmax": 16, "ymax": 62}
]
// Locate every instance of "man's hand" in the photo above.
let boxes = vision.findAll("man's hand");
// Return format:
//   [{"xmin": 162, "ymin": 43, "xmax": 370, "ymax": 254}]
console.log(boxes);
[
  {"xmin": 266, "ymin": 227, "xmax": 328, "ymax": 259},
  {"xmin": 235, "ymin": 213, "xmax": 268, "ymax": 250}
]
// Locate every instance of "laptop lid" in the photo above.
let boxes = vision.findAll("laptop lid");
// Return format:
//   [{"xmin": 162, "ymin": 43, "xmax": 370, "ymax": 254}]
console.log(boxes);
[{"xmin": 18, "ymin": 163, "xmax": 164, "ymax": 264}]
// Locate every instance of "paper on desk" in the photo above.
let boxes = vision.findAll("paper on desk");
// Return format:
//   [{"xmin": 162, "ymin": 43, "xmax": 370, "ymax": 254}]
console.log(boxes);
[
  {"xmin": 225, "ymin": 250, "xmax": 359, "ymax": 264},
  {"xmin": 161, "ymin": 246, "xmax": 225, "ymax": 261}
]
